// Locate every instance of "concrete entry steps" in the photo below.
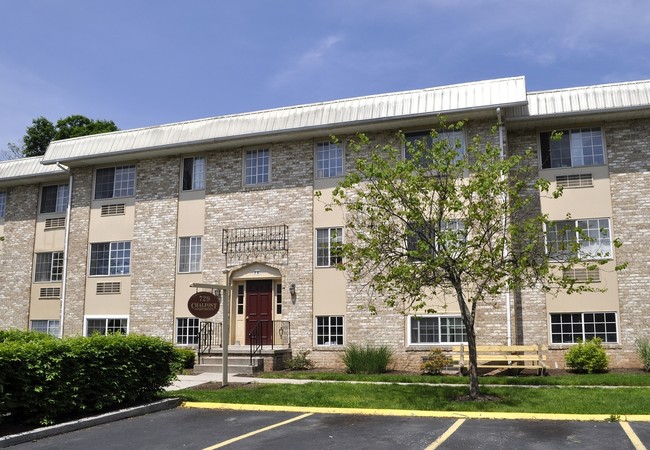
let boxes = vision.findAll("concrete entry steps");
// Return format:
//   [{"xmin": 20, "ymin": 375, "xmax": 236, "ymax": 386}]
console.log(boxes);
[{"xmin": 194, "ymin": 346, "xmax": 292, "ymax": 375}]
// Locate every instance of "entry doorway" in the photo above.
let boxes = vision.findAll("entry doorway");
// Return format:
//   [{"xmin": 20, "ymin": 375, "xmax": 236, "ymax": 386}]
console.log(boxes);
[{"xmin": 245, "ymin": 280, "xmax": 273, "ymax": 345}]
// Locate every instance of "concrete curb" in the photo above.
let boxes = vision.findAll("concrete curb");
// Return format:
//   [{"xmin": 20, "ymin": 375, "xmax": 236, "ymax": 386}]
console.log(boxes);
[{"xmin": 0, "ymin": 398, "xmax": 182, "ymax": 448}]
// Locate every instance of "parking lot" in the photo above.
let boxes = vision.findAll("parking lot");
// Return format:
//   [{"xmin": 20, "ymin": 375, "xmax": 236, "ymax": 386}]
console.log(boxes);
[{"xmin": 7, "ymin": 406, "xmax": 650, "ymax": 449}]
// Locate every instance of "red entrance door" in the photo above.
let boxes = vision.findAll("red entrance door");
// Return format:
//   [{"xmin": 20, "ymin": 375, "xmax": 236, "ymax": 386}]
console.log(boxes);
[{"xmin": 245, "ymin": 280, "xmax": 273, "ymax": 345}]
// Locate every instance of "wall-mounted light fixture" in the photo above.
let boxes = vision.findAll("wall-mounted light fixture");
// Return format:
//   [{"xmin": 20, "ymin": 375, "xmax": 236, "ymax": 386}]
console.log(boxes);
[{"xmin": 289, "ymin": 283, "xmax": 296, "ymax": 296}]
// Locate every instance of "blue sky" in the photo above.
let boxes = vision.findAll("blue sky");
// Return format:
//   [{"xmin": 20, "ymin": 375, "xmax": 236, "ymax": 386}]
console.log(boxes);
[{"xmin": 1, "ymin": 0, "xmax": 649, "ymax": 157}]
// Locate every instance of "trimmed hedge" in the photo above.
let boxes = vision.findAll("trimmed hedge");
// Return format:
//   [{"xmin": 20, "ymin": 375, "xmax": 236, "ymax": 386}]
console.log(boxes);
[{"xmin": 0, "ymin": 332, "xmax": 178, "ymax": 425}]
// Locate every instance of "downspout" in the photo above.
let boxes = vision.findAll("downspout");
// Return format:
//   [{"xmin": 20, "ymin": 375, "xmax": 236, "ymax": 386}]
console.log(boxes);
[
  {"xmin": 56, "ymin": 163, "xmax": 72, "ymax": 338},
  {"xmin": 496, "ymin": 108, "xmax": 512, "ymax": 346}
]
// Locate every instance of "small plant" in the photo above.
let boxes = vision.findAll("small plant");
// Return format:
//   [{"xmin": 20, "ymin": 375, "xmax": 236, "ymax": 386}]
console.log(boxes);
[
  {"xmin": 606, "ymin": 414, "xmax": 621, "ymax": 422},
  {"xmin": 174, "ymin": 347, "xmax": 196, "ymax": 372},
  {"xmin": 421, "ymin": 348, "xmax": 453, "ymax": 375},
  {"xmin": 564, "ymin": 338, "xmax": 609, "ymax": 373},
  {"xmin": 636, "ymin": 337, "xmax": 650, "ymax": 371},
  {"xmin": 284, "ymin": 350, "xmax": 315, "ymax": 370},
  {"xmin": 341, "ymin": 343, "xmax": 392, "ymax": 374}
]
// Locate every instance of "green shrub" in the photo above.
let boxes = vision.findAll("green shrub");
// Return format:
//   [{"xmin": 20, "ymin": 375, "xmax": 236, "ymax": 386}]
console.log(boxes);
[
  {"xmin": 564, "ymin": 338, "xmax": 609, "ymax": 373},
  {"xmin": 174, "ymin": 347, "xmax": 196, "ymax": 371},
  {"xmin": 636, "ymin": 337, "xmax": 650, "ymax": 371},
  {"xmin": 284, "ymin": 350, "xmax": 315, "ymax": 370},
  {"xmin": 421, "ymin": 348, "xmax": 453, "ymax": 375},
  {"xmin": 0, "ymin": 329, "xmax": 56, "ymax": 344},
  {"xmin": 0, "ymin": 334, "xmax": 178, "ymax": 425},
  {"xmin": 341, "ymin": 344, "xmax": 392, "ymax": 374}
]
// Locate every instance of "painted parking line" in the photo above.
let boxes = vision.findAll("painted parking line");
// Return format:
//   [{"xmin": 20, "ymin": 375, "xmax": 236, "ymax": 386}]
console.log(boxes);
[
  {"xmin": 202, "ymin": 412, "xmax": 313, "ymax": 449},
  {"xmin": 425, "ymin": 418, "xmax": 465, "ymax": 450},
  {"xmin": 620, "ymin": 422, "xmax": 648, "ymax": 450}
]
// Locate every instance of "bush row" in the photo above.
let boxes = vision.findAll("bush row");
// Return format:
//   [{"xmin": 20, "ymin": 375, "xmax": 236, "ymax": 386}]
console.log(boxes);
[{"xmin": 0, "ymin": 332, "xmax": 180, "ymax": 425}]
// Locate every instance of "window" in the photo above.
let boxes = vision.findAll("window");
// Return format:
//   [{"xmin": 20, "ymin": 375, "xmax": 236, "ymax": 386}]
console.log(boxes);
[
  {"xmin": 316, "ymin": 142, "xmax": 343, "ymax": 178},
  {"xmin": 316, "ymin": 227, "xmax": 342, "ymax": 267},
  {"xmin": 550, "ymin": 312, "xmax": 618, "ymax": 343},
  {"xmin": 94, "ymin": 165, "xmax": 136, "ymax": 199},
  {"xmin": 176, "ymin": 317, "xmax": 199, "ymax": 345},
  {"xmin": 410, "ymin": 316, "xmax": 467, "ymax": 344},
  {"xmin": 276, "ymin": 283, "xmax": 282, "ymax": 315},
  {"xmin": 178, "ymin": 236, "xmax": 202, "ymax": 273},
  {"xmin": 540, "ymin": 128, "xmax": 604, "ymax": 169},
  {"xmin": 85, "ymin": 318, "xmax": 128, "ymax": 336},
  {"xmin": 404, "ymin": 130, "xmax": 466, "ymax": 164},
  {"xmin": 406, "ymin": 219, "xmax": 465, "ymax": 257},
  {"xmin": 245, "ymin": 149, "xmax": 270, "ymax": 185},
  {"xmin": 182, "ymin": 156, "xmax": 206, "ymax": 191},
  {"xmin": 89, "ymin": 241, "xmax": 131, "ymax": 276},
  {"xmin": 40, "ymin": 184, "xmax": 69, "ymax": 214},
  {"xmin": 237, "ymin": 284, "xmax": 244, "ymax": 315},
  {"xmin": 316, "ymin": 316, "xmax": 344, "ymax": 345},
  {"xmin": 31, "ymin": 320, "xmax": 60, "ymax": 336},
  {"xmin": 546, "ymin": 218, "xmax": 611, "ymax": 260},
  {"xmin": 34, "ymin": 252, "xmax": 64, "ymax": 282},
  {"xmin": 0, "ymin": 191, "xmax": 6, "ymax": 218}
]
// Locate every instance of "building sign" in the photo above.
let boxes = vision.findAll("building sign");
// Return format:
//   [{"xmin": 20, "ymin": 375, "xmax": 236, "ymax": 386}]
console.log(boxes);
[{"xmin": 187, "ymin": 291, "xmax": 220, "ymax": 319}]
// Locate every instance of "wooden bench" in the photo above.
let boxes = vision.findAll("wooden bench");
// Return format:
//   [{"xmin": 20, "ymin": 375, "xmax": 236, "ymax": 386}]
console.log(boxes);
[{"xmin": 445, "ymin": 344, "xmax": 547, "ymax": 375}]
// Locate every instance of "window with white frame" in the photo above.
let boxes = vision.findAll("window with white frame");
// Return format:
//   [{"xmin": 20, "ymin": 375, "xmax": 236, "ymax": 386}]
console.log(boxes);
[
  {"xmin": 316, "ymin": 227, "xmax": 342, "ymax": 267},
  {"xmin": 85, "ymin": 318, "xmax": 128, "ymax": 336},
  {"xmin": 89, "ymin": 241, "xmax": 131, "ymax": 276},
  {"xmin": 182, "ymin": 156, "xmax": 205, "ymax": 191},
  {"xmin": 406, "ymin": 219, "xmax": 465, "ymax": 258},
  {"xmin": 316, "ymin": 316, "xmax": 343, "ymax": 345},
  {"xmin": 409, "ymin": 316, "xmax": 467, "ymax": 344},
  {"xmin": 40, "ymin": 184, "xmax": 69, "ymax": 214},
  {"xmin": 546, "ymin": 218, "xmax": 611, "ymax": 260},
  {"xmin": 316, "ymin": 141, "xmax": 343, "ymax": 178},
  {"xmin": 30, "ymin": 319, "xmax": 60, "ymax": 336},
  {"xmin": 245, "ymin": 149, "xmax": 270, "ymax": 185},
  {"xmin": 550, "ymin": 312, "xmax": 618, "ymax": 343},
  {"xmin": 176, "ymin": 317, "xmax": 199, "ymax": 345},
  {"xmin": 94, "ymin": 165, "xmax": 136, "ymax": 199},
  {"xmin": 404, "ymin": 130, "xmax": 466, "ymax": 165},
  {"xmin": 34, "ymin": 251, "xmax": 64, "ymax": 282},
  {"xmin": 540, "ymin": 128, "xmax": 604, "ymax": 169},
  {"xmin": 0, "ymin": 191, "xmax": 6, "ymax": 218},
  {"xmin": 178, "ymin": 236, "xmax": 202, "ymax": 273}
]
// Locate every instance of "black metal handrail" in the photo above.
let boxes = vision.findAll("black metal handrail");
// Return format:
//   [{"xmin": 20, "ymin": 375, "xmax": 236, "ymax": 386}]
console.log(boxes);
[
  {"xmin": 198, "ymin": 321, "xmax": 222, "ymax": 363},
  {"xmin": 248, "ymin": 320, "xmax": 291, "ymax": 364}
]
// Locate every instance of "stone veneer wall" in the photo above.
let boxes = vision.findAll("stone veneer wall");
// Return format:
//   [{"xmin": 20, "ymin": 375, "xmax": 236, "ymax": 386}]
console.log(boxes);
[
  {"xmin": 129, "ymin": 157, "xmax": 180, "ymax": 340},
  {"xmin": 62, "ymin": 168, "xmax": 93, "ymax": 336},
  {"xmin": 605, "ymin": 118, "xmax": 650, "ymax": 368},
  {"xmin": 0, "ymin": 185, "xmax": 38, "ymax": 330}
]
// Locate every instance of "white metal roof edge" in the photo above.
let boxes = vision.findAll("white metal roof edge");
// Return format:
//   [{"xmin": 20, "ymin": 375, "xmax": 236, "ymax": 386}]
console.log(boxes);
[
  {"xmin": 41, "ymin": 76, "xmax": 527, "ymax": 165},
  {"xmin": 0, "ymin": 156, "xmax": 66, "ymax": 182}
]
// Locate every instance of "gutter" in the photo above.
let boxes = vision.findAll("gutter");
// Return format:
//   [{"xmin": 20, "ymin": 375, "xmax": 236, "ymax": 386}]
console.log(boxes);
[
  {"xmin": 496, "ymin": 108, "xmax": 512, "ymax": 347},
  {"xmin": 55, "ymin": 162, "xmax": 72, "ymax": 338}
]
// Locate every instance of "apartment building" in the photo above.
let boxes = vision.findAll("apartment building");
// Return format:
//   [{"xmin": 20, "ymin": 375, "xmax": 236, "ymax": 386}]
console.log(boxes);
[{"xmin": 0, "ymin": 76, "xmax": 648, "ymax": 369}]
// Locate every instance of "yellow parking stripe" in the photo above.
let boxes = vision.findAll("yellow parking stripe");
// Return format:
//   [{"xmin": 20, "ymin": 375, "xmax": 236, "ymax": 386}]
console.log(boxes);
[
  {"xmin": 202, "ymin": 413, "xmax": 313, "ymax": 449},
  {"xmin": 620, "ymin": 422, "xmax": 647, "ymax": 450},
  {"xmin": 425, "ymin": 419, "xmax": 465, "ymax": 450}
]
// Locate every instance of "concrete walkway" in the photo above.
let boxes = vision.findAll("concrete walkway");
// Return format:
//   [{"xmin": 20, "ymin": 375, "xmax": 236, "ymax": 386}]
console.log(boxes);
[{"xmin": 167, "ymin": 372, "xmax": 312, "ymax": 390}]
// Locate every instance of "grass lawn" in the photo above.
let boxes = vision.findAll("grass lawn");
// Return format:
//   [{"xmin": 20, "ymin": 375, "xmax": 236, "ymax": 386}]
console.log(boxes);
[{"xmin": 165, "ymin": 371, "xmax": 650, "ymax": 415}]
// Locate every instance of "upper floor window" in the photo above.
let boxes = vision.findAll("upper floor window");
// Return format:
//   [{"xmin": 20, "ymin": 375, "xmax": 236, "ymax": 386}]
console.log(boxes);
[
  {"xmin": 404, "ymin": 130, "xmax": 466, "ymax": 165},
  {"xmin": 409, "ymin": 315, "xmax": 467, "ymax": 344},
  {"xmin": 0, "ymin": 191, "xmax": 6, "ymax": 218},
  {"xmin": 89, "ymin": 241, "xmax": 131, "ymax": 276},
  {"xmin": 95, "ymin": 165, "xmax": 136, "ymax": 200},
  {"xmin": 540, "ymin": 127, "xmax": 604, "ymax": 169},
  {"xmin": 40, "ymin": 184, "xmax": 69, "ymax": 214},
  {"xmin": 178, "ymin": 236, "xmax": 202, "ymax": 273},
  {"xmin": 406, "ymin": 219, "xmax": 465, "ymax": 258},
  {"xmin": 182, "ymin": 156, "xmax": 205, "ymax": 191},
  {"xmin": 34, "ymin": 251, "xmax": 64, "ymax": 282},
  {"xmin": 316, "ymin": 227, "xmax": 342, "ymax": 267},
  {"xmin": 316, "ymin": 142, "xmax": 343, "ymax": 178},
  {"xmin": 245, "ymin": 149, "xmax": 270, "ymax": 185},
  {"xmin": 546, "ymin": 218, "xmax": 611, "ymax": 260}
]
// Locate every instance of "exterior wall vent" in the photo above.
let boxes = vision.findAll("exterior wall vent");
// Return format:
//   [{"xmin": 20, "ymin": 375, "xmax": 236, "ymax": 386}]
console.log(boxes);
[
  {"xmin": 97, "ymin": 282, "xmax": 121, "ymax": 294},
  {"xmin": 44, "ymin": 217, "xmax": 66, "ymax": 229},
  {"xmin": 556, "ymin": 173, "xmax": 593, "ymax": 188},
  {"xmin": 563, "ymin": 268, "xmax": 600, "ymax": 283},
  {"xmin": 101, "ymin": 204, "xmax": 126, "ymax": 216},
  {"xmin": 39, "ymin": 287, "xmax": 61, "ymax": 299}
]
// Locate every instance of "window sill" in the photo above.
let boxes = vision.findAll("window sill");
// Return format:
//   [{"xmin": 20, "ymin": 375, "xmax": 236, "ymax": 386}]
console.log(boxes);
[{"xmin": 548, "ymin": 343, "xmax": 622, "ymax": 350}]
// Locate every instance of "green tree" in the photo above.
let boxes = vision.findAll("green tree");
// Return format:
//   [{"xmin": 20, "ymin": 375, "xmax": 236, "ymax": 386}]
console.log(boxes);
[
  {"xmin": 323, "ymin": 122, "xmax": 623, "ymax": 399},
  {"xmin": 8, "ymin": 115, "xmax": 118, "ymax": 158}
]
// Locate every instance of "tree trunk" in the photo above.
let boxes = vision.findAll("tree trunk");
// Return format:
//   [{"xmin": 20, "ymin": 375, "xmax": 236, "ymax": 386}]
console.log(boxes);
[{"xmin": 466, "ymin": 328, "xmax": 481, "ymax": 398}]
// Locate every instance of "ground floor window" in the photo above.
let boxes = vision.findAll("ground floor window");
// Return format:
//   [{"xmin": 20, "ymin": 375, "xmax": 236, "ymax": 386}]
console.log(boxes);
[
  {"xmin": 409, "ymin": 315, "xmax": 467, "ymax": 344},
  {"xmin": 30, "ymin": 319, "xmax": 60, "ymax": 336},
  {"xmin": 176, "ymin": 317, "xmax": 200, "ymax": 345},
  {"xmin": 85, "ymin": 317, "xmax": 128, "ymax": 336},
  {"xmin": 550, "ymin": 312, "xmax": 618, "ymax": 343},
  {"xmin": 316, "ymin": 316, "xmax": 344, "ymax": 346}
]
